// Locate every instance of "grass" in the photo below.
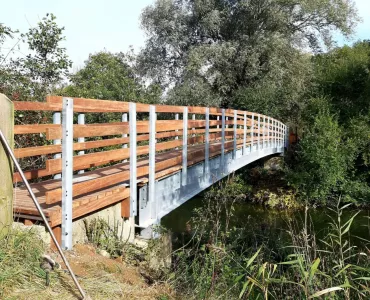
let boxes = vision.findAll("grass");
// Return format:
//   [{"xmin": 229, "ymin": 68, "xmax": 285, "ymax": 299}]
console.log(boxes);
[
  {"xmin": 0, "ymin": 227, "xmax": 47, "ymax": 297},
  {"xmin": 0, "ymin": 226, "xmax": 173, "ymax": 299},
  {"xmin": 169, "ymin": 175, "xmax": 370, "ymax": 299}
]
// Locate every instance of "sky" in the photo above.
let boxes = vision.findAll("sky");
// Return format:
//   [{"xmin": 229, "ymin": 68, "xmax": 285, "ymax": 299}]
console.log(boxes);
[{"xmin": 1, "ymin": 0, "xmax": 370, "ymax": 70}]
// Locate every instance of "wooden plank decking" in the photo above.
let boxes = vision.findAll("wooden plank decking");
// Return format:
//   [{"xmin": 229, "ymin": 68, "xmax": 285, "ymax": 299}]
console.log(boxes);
[{"xmin": 13, "ymin": 139, "xmax": 246, "ymax": 227}]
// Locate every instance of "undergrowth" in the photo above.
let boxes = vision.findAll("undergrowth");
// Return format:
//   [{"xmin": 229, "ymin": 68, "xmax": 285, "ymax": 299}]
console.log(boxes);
[
  {"xmin": 0, "ymin": 228, "xmax": 48, "ymax": 297},
  {"xmin": 169, "ymin": 175, "xmax": 370, "ymax": 299}
]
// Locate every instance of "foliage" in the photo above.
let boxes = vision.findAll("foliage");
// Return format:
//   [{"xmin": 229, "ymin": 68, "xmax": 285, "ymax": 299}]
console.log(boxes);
[
  {"xmin": 170, "ymin": 184, "xmax": 370, "ymax": 299},
  {"xmin": 1, "ymin": 13, "xmax": 71, "ymax": 100},
  {"xmin": 287, "ymin": 98, "xmax": 349, "ymax": 202},
  {"xmin": 84, "ymin": 218, "xmax": 130, "ymax": 258},
  {"xmin": 62, "ymin": 51, "xmax": 161, "ymax": 105},
  {"xmin": 138, "ymin": 0, "xmax": 358, "ymax": 120},
  {"xmin": 286, "ymin": 42, "xmax": 370, "ymax": 204}
]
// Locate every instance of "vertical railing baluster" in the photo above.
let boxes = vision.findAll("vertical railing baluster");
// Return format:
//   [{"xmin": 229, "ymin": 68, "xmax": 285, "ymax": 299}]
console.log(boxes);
[
  {"xmin": 129, "ymin": 102, "xmax": 137, "ymax": 216},
  {"xmin": 182, "ymin": 107, "xmax": 188, "ymax": 186},
  {"xmin": 251, "ymin": 113, "xmax": 254, "ymax": 152},
  {"xmin": 217, "ymin": 115, "xmax": 220, "ymax": 129},
  {"xmin": 61, "ymin": 97, "xmax": 73, "ymax": 250},
  {"xmin": 243, "ymin": 112, "xmax": 247, "ymax": 155},
  {"xmin": 221, "ymin": 109, "xmax": 225, "ymax": 173},
  {"xmin": 274, "ymin": 120, "xmax": 277, "ymax": 148},
  {"xmin": 268, "ymin": 118, "xmax": 270, "ymax": 148},
  {"xmin": 53, "ymin": 112, "xmax": 61, "ymax": 179},
  {"xmin": 233, "ymin": 110, "xmax": 237, "ymax": 159},
  {"xmin": 263, "ymin": 116, "xmax": 266, "ymax": 149},
  {"xmin": 149, "ymin": 105, "xmax": 156, "ymax": 220},
  {"xmin": 257, "ymin": 115, "xmax": 261, "ymax": 151},
  {"xmin": 122, "ymin": 113, "xmax": 128, "ymax": 162},
  {"xmin": 175, "ymin": 113, "xmax": 179, "ymax": 150},
  {"xmin": 205, "ymin": 107, "xmax": 210, "ymax": 176},
  {"xmin": 77, "ymin": 113, "xmax": 85, "ymax": 174},
  {"xmin": 192, "ymin": 113, "xmax": 195, "ymax": 137}
]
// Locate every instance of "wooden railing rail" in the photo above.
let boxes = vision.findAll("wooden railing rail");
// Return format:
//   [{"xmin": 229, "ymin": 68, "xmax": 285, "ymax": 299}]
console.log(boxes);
[{"xmin": 12, "ymin": 96, "xmax": 288, "ymax": 249}]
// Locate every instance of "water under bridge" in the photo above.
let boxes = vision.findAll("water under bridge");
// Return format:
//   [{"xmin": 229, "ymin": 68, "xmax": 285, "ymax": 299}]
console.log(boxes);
[{"xmin": 0, "ymin": 94, "xmax": 288, "ymax": 249}]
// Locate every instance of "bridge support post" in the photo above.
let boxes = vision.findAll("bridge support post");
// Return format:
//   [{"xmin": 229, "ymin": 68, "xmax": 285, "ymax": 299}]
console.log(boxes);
[
  {"xmin": 233, "ymin": 110, "xmax": 237, "ymax": 159},
  {"xmin": 205, "ymin": 108, "xmax": 210, "ymax": 176},
  {"xmin": 251, "ymin": 113, "xmax": 254, "ymax": 152},
  {"xmin": 129, "ymin": 103, "xmax": 137, "ymax": 216},
  {"xmin": 257, "ymin": 114, "xmax": 261, "ymax": 150},
  {"xmin": 243, "ymin": 112, "xmax": 247, "ymax": 155},
  {"xmin": 221, "ymin": 109, "xmax": 226, "ymax": 173},
  {"xmin": 0, "ymin": 94, "xmax": 14, "ymax": 238},
  {"xmin": 61, "ymin": 97, "xmax": 74, "ymax": 250},
  {"xmin": 182, "ymin": 107, "xmax": 188, "ymax": 186},
  {"xmin": 149, "ymin": 105, "xmax": 157, "ymax": 221}
]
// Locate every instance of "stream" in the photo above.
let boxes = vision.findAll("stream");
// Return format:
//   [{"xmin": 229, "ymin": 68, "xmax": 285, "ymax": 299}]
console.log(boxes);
[{"xmin": 162, "ymin": 196, "xmax": 370, "ymax": 248}]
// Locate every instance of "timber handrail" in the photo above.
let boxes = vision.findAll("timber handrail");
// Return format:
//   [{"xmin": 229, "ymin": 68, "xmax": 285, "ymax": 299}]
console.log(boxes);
[{"xmin": 12, "ymin": 95, "xmax": 288, "ymax": 249}]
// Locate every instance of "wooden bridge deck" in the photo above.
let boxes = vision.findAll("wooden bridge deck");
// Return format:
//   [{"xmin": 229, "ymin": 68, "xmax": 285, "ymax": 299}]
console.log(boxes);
[
  {"xmin": 13, "ymin": 138, "xmax": 241, "ymax": 227},
  {"xmin": 9, "ymin": 95, "xmax": 287, "ymax": 248}
]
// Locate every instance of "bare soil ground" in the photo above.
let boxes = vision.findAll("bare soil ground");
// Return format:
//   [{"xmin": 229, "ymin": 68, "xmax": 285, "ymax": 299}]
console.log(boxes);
[{"xmin": 6, "ymin": 244, "xmax": 174, "ymax": 300}]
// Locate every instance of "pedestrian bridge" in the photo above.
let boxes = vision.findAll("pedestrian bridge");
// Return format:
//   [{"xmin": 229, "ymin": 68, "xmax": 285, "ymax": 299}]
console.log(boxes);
[{"xmin": 5, "ymin": 96, "xmax": 287, "ymax": 249}]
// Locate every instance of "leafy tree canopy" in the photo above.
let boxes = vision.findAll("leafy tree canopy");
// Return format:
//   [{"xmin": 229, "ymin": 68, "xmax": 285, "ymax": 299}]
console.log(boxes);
[
  {"xmin": 62, "ymin": 51, "xmax": 161, "ymax": 104},
  {"xmin": 0, "ymin": 14, "xmax": 71, "ymax": 100},
  {"xmin": 138, "ymin": 0, "xmax": 358, "ymax": 118}
]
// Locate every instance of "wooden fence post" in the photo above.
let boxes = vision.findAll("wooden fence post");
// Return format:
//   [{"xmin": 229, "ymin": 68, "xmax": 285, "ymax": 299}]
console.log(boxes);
[{"xmin": 0, "ymin": 94, "xmax": 14, "ymax": 237}]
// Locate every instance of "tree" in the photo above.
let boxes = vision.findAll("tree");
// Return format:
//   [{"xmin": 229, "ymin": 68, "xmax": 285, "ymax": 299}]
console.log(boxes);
[
  {"xmin": 287, "ymin": 98, "xmax": 349, "ymax": 203},
  {"xmin": 138, "ymin": 0, "xmax": 358, "ymax": 117},
  {"xmin": 0, "ymin": 14, "xmax": 71, "ymax": 100},
  {"xmin": 63, "ymin": 51, "xmax": 161, "ymax": 104}
]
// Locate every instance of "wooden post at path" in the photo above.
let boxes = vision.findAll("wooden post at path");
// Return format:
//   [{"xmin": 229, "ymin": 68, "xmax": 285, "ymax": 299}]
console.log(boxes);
[{"xmin": 0, "ymin": 94, "xmax": 14, "ymax": 237}]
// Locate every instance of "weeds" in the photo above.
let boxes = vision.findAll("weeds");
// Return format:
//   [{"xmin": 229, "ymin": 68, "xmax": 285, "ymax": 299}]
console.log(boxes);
[
  {"xmin": 169, "ymin": 176, "xmax": 370, "ymax": 299},
  {"xmin": 0, "ymin": 228, "xmax": 47, "ymax": 297}
]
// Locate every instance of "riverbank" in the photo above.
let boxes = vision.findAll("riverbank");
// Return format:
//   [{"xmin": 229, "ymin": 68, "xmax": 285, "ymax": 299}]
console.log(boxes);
[
  {"xmin": 0, "ymin": 228, "xmax": 173, "ymax": 299},
  {"xmin": 162, "ymin": 175, "xmax": 370, "ymax": 299}
]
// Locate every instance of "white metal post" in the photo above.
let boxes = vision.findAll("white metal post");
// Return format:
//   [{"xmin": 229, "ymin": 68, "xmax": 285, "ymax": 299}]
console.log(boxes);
[
  {"xmin": 257, "ymin": 115, "xmax": 261, "ymax": 150},
  {"xmin": 274, "ymin": 120, "xmax": 277, "ymax": 148},
  {"xmin": 175, "ymin": 113, "xmax": 179, "ymax": 149},
  {"xmin": 221, "ymin": 109, "xmax": 225, "ymax": 172},
  {"xmin": 77, "ymin": 113, "xmax": 85, "ymax": 174},
  {"xmin": 205, "ymin": 107, "xmax": 210, "ymax": 175},
  {"xmin": 262, "ymin": 116, "xmax": 266, "ymax": 149},
  {"xmin": 61, "ymin": 97, "xmax": 73, "ymax": 250},
  {"xmin": 53, "ymin": 112, "xmax": 61, "ymax": 179},
  {"xmin": 251, "ymin": 113, "xmax": 254, "ymax": 152},
  {"xmin": 129, "ymin": 103, "xmax": 137, "ymax": 216},
  {"xmin": 192, "ymin": 113, "xmax": 195, "ymax": 137},
  {"xmin": 243, "ymin": 112, "xmax": 247, "ymax": 155},
  {"xmin": 122, "ymin": 113, "xmax": 128, "ymax": 162},
  {"xmin": 268, "ymin": 117, "xmax": 271, "ymax": 148},
  {"xmin": 233, "ymin": 110, "xmax": 237, "ymax": 159},
  {"xmin": 217, "ymin": 115, "xmax": 219, "ymax": 129},
  {"xmin": 182, "ymin": 107, "xmax": 188, "ymax": 186},
  {"xmin": 149, "ymin": 105, "xmax": 156, "ymax": 220}
]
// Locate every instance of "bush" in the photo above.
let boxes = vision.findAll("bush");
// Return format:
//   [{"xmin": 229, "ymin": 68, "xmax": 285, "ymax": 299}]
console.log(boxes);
[{"xmin": 287, "ymin": 98, "xmax": 349, "ymax": 203}]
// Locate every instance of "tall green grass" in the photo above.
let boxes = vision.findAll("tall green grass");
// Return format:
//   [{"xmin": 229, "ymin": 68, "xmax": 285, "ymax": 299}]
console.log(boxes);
[
  {"xmin": 169, "ymin": 176, "xmax": 370, "ymax": 299},
  {"xmin": 0, "ymin": 228, "xmax": 47, "ymax": 297}
]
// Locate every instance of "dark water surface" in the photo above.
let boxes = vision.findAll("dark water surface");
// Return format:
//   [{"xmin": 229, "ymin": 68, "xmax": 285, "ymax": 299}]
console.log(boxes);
[{"xmin": 162, "ymin": 196, "xmax": 370, "ymax": 247}]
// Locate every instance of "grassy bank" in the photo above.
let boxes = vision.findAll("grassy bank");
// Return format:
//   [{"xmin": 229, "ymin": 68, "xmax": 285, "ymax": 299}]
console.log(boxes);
[
  {"xmin": 168, "ymin": 175, "xmax": 370, "ymax": 299},
  {"xmin": 0, "ymin": 227, "xmax": 172, "ymax": 299}
]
